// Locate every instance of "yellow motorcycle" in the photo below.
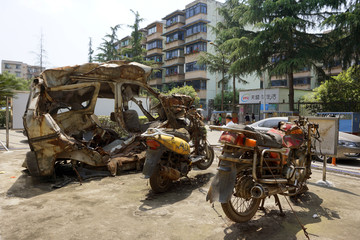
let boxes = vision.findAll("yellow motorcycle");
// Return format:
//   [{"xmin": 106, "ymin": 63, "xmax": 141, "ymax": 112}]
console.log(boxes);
[{"xmin": 142, "ymin": 127, "xmax": 214, "ymax": 193}]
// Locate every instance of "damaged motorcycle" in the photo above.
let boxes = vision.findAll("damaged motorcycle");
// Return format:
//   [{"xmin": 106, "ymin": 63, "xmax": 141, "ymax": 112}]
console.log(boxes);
[
  {"xmin": 207, "ymin": 116, "xmax": 319, "ymax": 222},
  {"xmin": 141, "ymin": 94, "xmax": 214, "ymax": 193}
]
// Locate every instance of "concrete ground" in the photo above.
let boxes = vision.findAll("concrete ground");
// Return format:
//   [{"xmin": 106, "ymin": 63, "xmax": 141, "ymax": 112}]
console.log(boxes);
[{"xmin": 1, "ymin": 129, "xmax": 360, "ymax": 240}]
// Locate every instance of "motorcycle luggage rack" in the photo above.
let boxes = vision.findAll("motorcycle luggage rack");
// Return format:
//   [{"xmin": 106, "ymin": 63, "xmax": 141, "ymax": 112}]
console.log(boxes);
[
  {"xmin": 223, "ymin": 143, "xmax": 254, "ymax": 151},
  {"xmin": 253, "ymin": 149, "xmax": 288, "ymax": 184},
  {"xmin": 218, "ymin": 155, "xmax": 253, "ymax": 164}
]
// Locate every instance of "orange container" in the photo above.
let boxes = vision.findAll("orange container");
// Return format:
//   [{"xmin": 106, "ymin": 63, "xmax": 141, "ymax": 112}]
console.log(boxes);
[{"xmin": 245, "ymin": 138, "xmax": 257, "ymax": 147}]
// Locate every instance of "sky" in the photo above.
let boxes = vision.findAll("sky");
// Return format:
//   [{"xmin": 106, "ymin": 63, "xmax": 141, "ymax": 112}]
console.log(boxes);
[{"xmin": 0, "ymin": 0, "xmax": 225, "ymax": 69}]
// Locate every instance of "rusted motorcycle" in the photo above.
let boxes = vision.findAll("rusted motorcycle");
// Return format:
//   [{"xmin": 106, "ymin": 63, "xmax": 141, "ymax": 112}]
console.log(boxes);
[
  {"xmin": 141, "ymin": 95, "xmax": 214, "ymax": 193},
  {"xmin": 207, "ymin": 116, "xmax": 319, "ymax": 222}
]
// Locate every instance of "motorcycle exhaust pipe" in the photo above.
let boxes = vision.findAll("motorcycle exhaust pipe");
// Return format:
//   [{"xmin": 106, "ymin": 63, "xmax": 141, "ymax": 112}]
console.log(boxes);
[
  {"xmin": 160, "ymin": 166, "xmax": 181, "ymax": 180},
  {"xmin": 251, "ymin": 184, "xmax": 286, "ymax": 199}
]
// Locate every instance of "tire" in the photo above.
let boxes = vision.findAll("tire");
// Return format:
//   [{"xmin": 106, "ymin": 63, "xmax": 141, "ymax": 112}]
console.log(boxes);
[
  {"xmin": 221, "ymin": 196, "xmax": 261, "ymax": 223},
  {"xmin": 149, "ymin": 167, "xmax": 172, "ymax": 193},
  {"xmin": 195, "ymin": 142, "xmax": 214, "ymax": 170}
]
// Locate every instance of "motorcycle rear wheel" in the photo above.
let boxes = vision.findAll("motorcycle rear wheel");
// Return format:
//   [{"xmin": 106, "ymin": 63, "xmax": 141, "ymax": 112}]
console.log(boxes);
[
  {"xmin": 221, "ymin": 196, "xmax": 261, "ymax": 223},
  {"xmin": 149, "ymin": 167, "xmax": 172, "ymax": 193},
  {"xmin": 195, "ymin": 142, "xmax": 215, "ymax": 170}
]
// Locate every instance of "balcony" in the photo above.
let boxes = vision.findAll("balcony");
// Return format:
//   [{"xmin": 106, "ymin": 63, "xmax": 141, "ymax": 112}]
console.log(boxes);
[
  {"xmin": 164, "ymin": 73, "xmax": 185, "ymax": 83},
  {"xmin": 165, "ymin": 22, "xmax": 185, "ymax": 33},
  {"xmin": 186, "ymin": 13, "xmax": 207, "ymax": 24},
  {"xmin": 165, "ymin": 58, "xmax": 185, "ymax": 66},
  {"xmin": 146, "ymin": 32, "xmax": 163, "ymax": 42},
  {"xmin": 147, "ymin": 48, "xmax": 163, "ymax": 56},
  {"xmin": 185, "ymin": 71, "xmax": 207, "ymax": 80},
  {"xmin": 148, "ymin": 78, "xmax": 162, "ymax": 86},
  {"xmin": 185, "ymin": 32, "xmax": 207, "ymax": 43}
]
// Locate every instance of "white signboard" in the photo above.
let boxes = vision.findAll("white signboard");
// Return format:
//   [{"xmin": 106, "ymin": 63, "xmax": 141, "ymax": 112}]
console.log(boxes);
[
  {"xmin": 289, "ymin": 116, "xmax": 339, "ymax": 156},
  {"xmin": 240, "ymin": 89, "xmax": 279, "ymax": 104},
  {"xmin": 12, "ymin": 92, "xmax": 29, "ymax": 129}
]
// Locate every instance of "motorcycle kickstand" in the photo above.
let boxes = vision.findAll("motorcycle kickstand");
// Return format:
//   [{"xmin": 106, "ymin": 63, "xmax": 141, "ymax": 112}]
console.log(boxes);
[
  {"xmin": 259, "ymin": 196, "xmax": 272, "ymax": 213},
  {"xmin": 274, "ymin": 194, "xmax": 285, "ymax": 217}
]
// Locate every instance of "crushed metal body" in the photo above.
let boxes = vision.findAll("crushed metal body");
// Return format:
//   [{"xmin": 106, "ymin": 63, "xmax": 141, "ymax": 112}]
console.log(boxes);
[{"xmin": 23, "ymin": 61, "xmax": 188, "ymax": 177}]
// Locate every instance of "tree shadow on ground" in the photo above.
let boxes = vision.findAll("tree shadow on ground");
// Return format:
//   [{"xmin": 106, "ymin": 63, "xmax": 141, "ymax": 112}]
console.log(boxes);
[
  {"xmin": 222, "ymin": 191, "xmax": 339, "ymax": 240},
  {"xmin": 138, "ymin": 172, "xmax": 214, "ymax": 211}
]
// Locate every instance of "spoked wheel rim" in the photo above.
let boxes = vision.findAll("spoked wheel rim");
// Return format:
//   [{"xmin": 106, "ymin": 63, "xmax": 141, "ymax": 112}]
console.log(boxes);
[
  {"xmin": 221, "ymin": 175, "xmax": 261, "ymax": 223},
  {"xmin": 229, "ymin": 196, "xmax": 260, "ymax": 216}
]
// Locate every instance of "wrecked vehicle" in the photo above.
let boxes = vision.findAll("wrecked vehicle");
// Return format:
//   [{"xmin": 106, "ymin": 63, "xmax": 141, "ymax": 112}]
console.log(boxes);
[
  {"xmin": 22, "ymin": 61, "xmax": 193, "ymax": 178},
  {"xmin": 141, "ymin": 94, "xmax": 214, "ymax": 193}
]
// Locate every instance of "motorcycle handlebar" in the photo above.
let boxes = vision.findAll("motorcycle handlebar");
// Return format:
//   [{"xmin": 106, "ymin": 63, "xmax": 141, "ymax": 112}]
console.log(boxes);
[{"xmin": 141, "ymin": 128, "xmax": 175, "ymax": 138}]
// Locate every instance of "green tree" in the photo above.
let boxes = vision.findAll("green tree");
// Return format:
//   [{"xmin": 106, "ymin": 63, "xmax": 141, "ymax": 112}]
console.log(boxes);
[
  {"xmin": 321, "ymin": 1, "xmax": 360, "ymax": 69},
  {"xmin": 0, "ymin": 72, "xmax": 29, "ymax": 104},
  {"xmin": 214, "ymin": 89, "xmax": 239, "ymax": 111},
  {"xmin": 88, "ymin": 37, "xmax": 94, "ymax": 63},
  {"xmin": 227, "ymin": 0, "xmax": 343, "ymax": 111},
  {"xmin": 199, "ymin": 0, "xmax": 250, "ymax": 111},
  {"xmin": 303, "ymin": 65, "xmax": 360, "ymax": 112},
  {"xmin": 197, "ymin": 44, "xmax": 230, "ymax": 111},
  {"xmin": 95, "ymin": 24, "xmax": 121, "ymax": 62},
  {"xmin": 215, "ymin": 0, "xmax": 250, "ymax": 112},
  {"xmin": 167, "ymin": 85, "xmax": 200, "ymax": 106},
  {"xmin": 122, "ymin": 10, "xmax": 147, "ymax": 63},
  {"xmin": 150, "ymin": 85, "xmax": 200, "ymax": 108}
]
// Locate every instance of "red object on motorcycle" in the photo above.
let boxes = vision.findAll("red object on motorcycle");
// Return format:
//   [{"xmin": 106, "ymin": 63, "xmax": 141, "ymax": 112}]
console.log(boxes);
[
  {"xmin": 146, "ymin": 139, "xmax": 161, "ymax": 150},
  {"xmin": 267, "ymin": 125, "xmax": 304, "ymax": 148},
  {"xmin": 219, "ymin": 132, "xmax": 238, "ymax": 144}
]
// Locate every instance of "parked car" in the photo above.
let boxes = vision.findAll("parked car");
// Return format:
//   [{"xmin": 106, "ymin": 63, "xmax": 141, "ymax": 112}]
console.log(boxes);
[{"xmin": 248, "ymin": 117, "xmax": 360, "ymax": 160}]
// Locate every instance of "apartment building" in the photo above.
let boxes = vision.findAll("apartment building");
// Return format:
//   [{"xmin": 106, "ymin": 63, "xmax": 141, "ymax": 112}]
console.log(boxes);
[
  {"xmin": 161, "ymin": 0, "xmax": 225, "ymax": 111},
  {"xmin": 141, "ymin": 0, "xmax": 261, "ymax": 114},
  {"xmin": 162, "ymin": 10, "xmax": 186, "ymax": 90},
  {"xmin": 1, "ymin": 60, "xmax": 44, "ymax": 79},
  {"xmin": 145, "ymin": 21, "xmax": 165, "ymax": 90}
]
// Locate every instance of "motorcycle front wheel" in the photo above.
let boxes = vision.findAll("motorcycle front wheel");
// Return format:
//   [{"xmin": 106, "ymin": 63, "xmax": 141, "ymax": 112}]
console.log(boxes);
[
  {"xmin": 221, "ymin": 196, "xmax": 261, "ymax": 223},
  {"xmin": 195, "ymin": 142, "xmax": 215, "ymax": 170},
  {"xmin": 149, "ymin": 167, "xmax": 172, "ymax": 193}
]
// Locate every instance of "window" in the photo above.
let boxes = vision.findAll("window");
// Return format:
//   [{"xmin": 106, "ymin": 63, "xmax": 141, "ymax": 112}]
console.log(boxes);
[
  {"xmin": 271, "ymin": 79, "xmax": 287, "ymax": 87},
  {"xmin": 185, "ymin": 42, "xmax": 207, "ymax": 54},
  {"xmin": 146, "ymin": 55, "xmax": 163, "ymax": 62},
  {"xmin": 148, "ymin": 26, "xmax": 157, "ymax": 35},
  {"xmin": 185, "ymin": 61, "xmax": 206, "ymax": 72},
  {"xmin": 166, "ymin": 31, "xmax": 184, "ymax": 43},
  {"xmin": 121, "ymin": 40, "xmax": 129, "ymax": 47},
  {"xmin": 166, "ymin": 15, "xmax": 179, "ymax": 26},
  {"xmin": 165, "ymin": 66, "xmax": 179, "ymax": 76},
  {"xmin": 259, "ymin": 119, "xmax": 282, "ymax": 128},
  {"xmin": 147, "ymin": 40, "xmax": 162, "ymax": 50},
  {"xmin": 15, "ymin": 71, "xmax": 21, "ymax": 77},
  {"xmin": 185, "ymin": 80, "xmax": 207, "ymax": 91},
  {"xmin": 154, "ymin": 70, "xmax": 163, "ymax": 78},
  {"xmin": 200, "ymin": 80, "xmax": 206, "ymax": 90},
  {"xmin": 294, "ymin": 77, "xmax": 311, "ymax": 85},
  {"xmin": 5, "ymin": 64, "xmax": 11, "ymax": 69},
  {"xmin": 16, "ymin": 64, "xmax": 21, "ymax": 69},
  {"xmin": 165, "ymin": 49, "xmax": 183, "ymax": 60},
  {"xmin": 199, "ymin": 99, "xmax": 207, "ymax": 108},
  {"xmin": 185, "ymin": 3, "xmax": 207, "ymax": 18},
  {"xmin": 186, "ymin": 23, "xmax": 207, "ymax": 37}
]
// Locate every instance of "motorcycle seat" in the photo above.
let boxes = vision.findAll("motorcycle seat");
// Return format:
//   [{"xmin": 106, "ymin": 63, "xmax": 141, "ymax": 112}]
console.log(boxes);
[{"xmin": 244, "ymin": 126, "xmax": 283, "ymax": 148}]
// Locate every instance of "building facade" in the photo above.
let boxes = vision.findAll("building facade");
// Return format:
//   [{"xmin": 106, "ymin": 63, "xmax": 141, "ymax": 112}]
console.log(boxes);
[
  {"xmin": 1, "ymin": 60, "xmax": 44, "ymax": 79},
  {"xmin": 145, "ymin": 21, "xmax": 165, "ymax": 91}
]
